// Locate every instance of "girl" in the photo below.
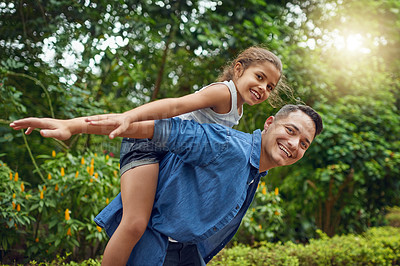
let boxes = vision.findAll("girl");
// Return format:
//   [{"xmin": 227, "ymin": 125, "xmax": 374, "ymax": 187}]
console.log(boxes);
[{"xmin": 84, "ymin": 46, "xmax": 288, "ymax": 266}]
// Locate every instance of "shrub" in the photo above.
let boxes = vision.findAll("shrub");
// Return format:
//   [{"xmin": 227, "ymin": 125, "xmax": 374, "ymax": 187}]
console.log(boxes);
[
  {"xmin": 209, "ymin": 226, "xmax": 400, "ymax": 265},
  {"xmin": 233, "ymin": 181, "xmax": 284, "ymax": 244},
  {"xmin": 0, "ymin": 150, "xmax": 120, "ymax": 264}
]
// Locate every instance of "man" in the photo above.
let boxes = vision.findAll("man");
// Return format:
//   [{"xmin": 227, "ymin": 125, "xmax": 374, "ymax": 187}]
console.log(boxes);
[{"xmin": 10, "ymin": 104, "xmax": 323, "ymax": 265}]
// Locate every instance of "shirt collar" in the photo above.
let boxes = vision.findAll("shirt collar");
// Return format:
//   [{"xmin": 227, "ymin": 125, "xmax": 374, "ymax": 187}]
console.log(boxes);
[{"xmin": 250, "ymin": 129, "xmax": 267, "ymax": 176}]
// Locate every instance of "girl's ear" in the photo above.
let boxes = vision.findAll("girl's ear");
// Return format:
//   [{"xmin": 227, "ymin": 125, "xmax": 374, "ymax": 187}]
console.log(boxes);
[{"xmin": 234, "ymin": 62, "xmax": 244, "ymax": 78}]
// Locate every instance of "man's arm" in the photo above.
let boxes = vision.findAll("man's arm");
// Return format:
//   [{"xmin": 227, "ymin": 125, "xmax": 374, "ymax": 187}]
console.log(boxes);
[
  {"xmin": 10, "ymin": 116, "xmax": 154, "ymax": 140},
  {"xmin": 153, "ymin": 117, "xmax": 230, "ymax": 166}
]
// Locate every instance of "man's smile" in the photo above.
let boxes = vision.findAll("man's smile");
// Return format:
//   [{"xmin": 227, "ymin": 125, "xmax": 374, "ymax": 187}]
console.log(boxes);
[{"xmin": 278, "ymin": 143, "xmax": 292, "ymax": 158}]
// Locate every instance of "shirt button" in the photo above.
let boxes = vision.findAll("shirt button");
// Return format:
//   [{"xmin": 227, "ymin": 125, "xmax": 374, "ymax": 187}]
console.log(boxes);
[
  {"xmin": 235, "ymin": 205, "xmax": 239, "ymax": 210},
  {"xmin": 213, "ymin": 227, "xmax": 217, "ymax": 231}
]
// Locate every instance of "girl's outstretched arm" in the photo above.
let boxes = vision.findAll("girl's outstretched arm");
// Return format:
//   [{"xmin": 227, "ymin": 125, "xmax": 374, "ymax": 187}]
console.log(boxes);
[
  {"xmin": 86, "ymin": 83, "xmax": 231, "ymax": 139},
  {"xmin": 10, "ymin": 116, "xmax": 155, "ymax": 140}
]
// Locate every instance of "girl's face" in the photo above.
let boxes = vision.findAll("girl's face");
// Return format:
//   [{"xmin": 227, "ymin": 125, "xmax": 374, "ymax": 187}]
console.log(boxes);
[{"xmin": 234, "ymin": 61, "xmax": 281, "ymax": 106}]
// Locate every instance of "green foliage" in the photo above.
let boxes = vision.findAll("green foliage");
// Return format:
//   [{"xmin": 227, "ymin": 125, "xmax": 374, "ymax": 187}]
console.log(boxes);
[
  {"xmin": 234, "ymin": 182, "xmax": 284, "ymax": 244},
  {"xmin": 210, "ymin": 226, "xmax": 400, "ymax": 265},
  {"xmin": 385, "ymin": 206, "xmax": 400, "ymax": 228},
  {"xmin": 0, "ymin": 160, "xmax": 34, "ymax": 252},
  {"xmin": 0, "ymin": 151, "xmax": 120, "ymax": 263}
]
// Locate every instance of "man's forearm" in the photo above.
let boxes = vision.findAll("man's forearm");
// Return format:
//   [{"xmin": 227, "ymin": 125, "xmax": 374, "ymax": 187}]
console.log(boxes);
[{"xmin": 70, "ymin": 118, "xmax": 155, "ymax": 139}]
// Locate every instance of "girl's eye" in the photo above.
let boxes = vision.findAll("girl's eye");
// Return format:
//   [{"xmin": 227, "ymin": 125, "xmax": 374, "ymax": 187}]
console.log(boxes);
[
  {"xmin": 267, "ymin": 85, "xmax": 273, "ymax": 91},
  {"xmin": 257, "ymin": 74, "xmax": 262, "ymax": 80}
]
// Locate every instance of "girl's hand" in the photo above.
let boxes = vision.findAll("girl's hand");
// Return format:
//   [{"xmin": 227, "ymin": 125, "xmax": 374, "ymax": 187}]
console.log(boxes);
[
  {"xmin": 85, "ymin": 114, "xmax": 130, "ymax": 139},
  {"xmin": 10, "ymin": 118, "xmax": 72, "ymax": 140}
]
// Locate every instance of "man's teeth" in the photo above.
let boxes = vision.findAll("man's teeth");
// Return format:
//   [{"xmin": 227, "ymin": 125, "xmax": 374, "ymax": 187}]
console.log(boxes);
[
  {"xmin": 250, "ymin": 89, "xmax": 260, "ymax": 99},
  {"xmin": 279, "ymin": 144, "xmax": 292, "ymax": 157}
]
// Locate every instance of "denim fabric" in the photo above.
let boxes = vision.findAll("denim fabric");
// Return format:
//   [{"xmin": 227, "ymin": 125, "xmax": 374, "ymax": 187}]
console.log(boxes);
[
  {"xmin": 119, "ymin": 137, "xmax": 168, "ymax": 175},
  {"xmin": 94, "ymin": 118, "xmax": 267, "ymax": 265},
  {"xmin": 163, "ymin": 242, "xmax": 206, "ymax": 266}
]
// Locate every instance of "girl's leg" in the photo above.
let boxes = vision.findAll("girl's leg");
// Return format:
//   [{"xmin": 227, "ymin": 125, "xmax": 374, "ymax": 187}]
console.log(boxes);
[{"xmin": 101, "ymin": 163, "xmax": 159, "ymax": 266}]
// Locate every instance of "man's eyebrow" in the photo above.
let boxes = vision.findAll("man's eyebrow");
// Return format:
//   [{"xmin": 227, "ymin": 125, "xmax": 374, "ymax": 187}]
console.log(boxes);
[{"xmin": 287, "ymin": 123, "xmax": 311, "ymax": 145}]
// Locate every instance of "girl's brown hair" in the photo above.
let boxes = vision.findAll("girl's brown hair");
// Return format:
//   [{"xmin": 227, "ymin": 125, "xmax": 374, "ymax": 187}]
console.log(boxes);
[{"xmin": 218, "ymin": 46, "xmax": 296, "ymax": 107}]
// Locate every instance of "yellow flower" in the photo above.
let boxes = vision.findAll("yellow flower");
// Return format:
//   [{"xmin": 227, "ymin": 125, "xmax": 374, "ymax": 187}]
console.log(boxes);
[
  {"xmin": 61, "ymin": 167, "xmax": 65, "ymax": 177},
  {"xmin": 94, "ymin": 172, "xmax": 98, "ymax": 179},
  {"xmin": 258, "ymin": 224, "xmax": 262, "ymax": 230},
  {"xmin": 21, "ymin": 182, "xmax": 25, "ymax": 192},
  {"xmin": 75, "ymin": 171, "xmax": 79, "ymax": 178},
  {"xmin": 275, "ymin": 210, "xmax": 280, "ymax": 216},
  {"xmin": 48, "ymin": 173, "xmax": 52, "ymax": 180},
  {"xmin": 96, "ymin": 226, "xmax": 102, "ymax": 232},
  {"xmin": 106, "ymin": 155, "xmax": 109, "ymax": 160},
  {"xmin": 94, "ymin": 153, "xmax": 97, "ymax": 157},
  {"xmin": 67, "ymin": 228, "xmax": 72, "ymax": 236},
  {"xmin": 12, "ymin": 202, "xmax": 16, "ymax": 209},
  {"xmin": 89, "ymin": 165, "xmax": 94, "ymax": 176},
  {"xmin": 9, "ymin": 172, "xmax": 12, "ymax": 180},
  {"xmin": 261, "ymin": 181, "xmax": 266, "ymax": 187},
  {"xmin": 86, "ymin": 166, "xmax": 90, "ymax": 173},
  {"xmin": 90, "ymin": 178, "xmax": 93, "ymax": 183},
  {"xmin": 275, "ymin": 187, "xmax": 279, "ymax": 196},
  {"xmin": 106, "ymin": 198, "xmax": 109, "ymax": 204},
  {"xmin": 14, "ymin": 172, "xmax": 19, "ymax": 182},
  {"xmin": 250, "ymin": 217, "xmax": 254, "ymax": 221},
  {"xmin": 35, "ymin": 238, "xmax": 39, "ymax": 243},
  {"xmin": 262, "ymin": 186, "xmax": 267, "ymax": 195},
  {"xmin": 52, "ymin": 150, "xmax": 56, "ymax": 157},
  {"xmin": 13, "ymin": 193, "xmax": 16, "ymax": 199},
  {"xmin": 90, "ymin": 158, "xmax": 94, "ymax": 165},
  {"xmin": 25, "ymin": 194, "xmax": 32, "ymax": 200},
  {"xmin": 40, "ymin": 190, "xmax": 44, "ymax": 199},
  {"xmin": 113, "ymin": 170, "xmax": 118, "ymax": 177},
  {"xmin": 55, "ymin": 184, "xmax": 59, "ymax": 191},
  {"xmin": 65, "ymin": 209, "xmax": 70, "ymax": 221},
  {"xmin": 17, "ymin": 204, "xmax": 21, "ymax": 212},
  {"xmin": 43, "ymin": 185, "xmax": 47, "ymax": 191},
  {"xmin": 81, "ymin": 157, "xmax": 85, "ymax": 165}
]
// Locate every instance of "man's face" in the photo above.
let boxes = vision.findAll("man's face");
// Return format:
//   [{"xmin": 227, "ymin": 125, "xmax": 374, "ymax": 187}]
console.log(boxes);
[{"xmin": 260, "ymin": 110, "xmax": 315, "ymax": 170}]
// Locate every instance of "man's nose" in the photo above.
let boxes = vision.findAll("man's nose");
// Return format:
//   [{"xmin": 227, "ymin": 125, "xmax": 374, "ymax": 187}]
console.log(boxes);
[{"xmin": 287, "ymin": 137, "xmax": 300, "ymax": 149}]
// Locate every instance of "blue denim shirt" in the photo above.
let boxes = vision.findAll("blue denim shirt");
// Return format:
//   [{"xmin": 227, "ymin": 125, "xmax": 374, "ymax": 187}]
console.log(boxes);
[{"xmin": 94, "ymin": 118, "xmax": 268, "ymax": 265}]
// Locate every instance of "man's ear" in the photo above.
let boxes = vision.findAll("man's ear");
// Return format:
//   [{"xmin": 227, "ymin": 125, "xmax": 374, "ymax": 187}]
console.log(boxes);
[
  {"xmin": 234, "ymin": 62, "xmax": 244, "ymax": 78},
  {"xmin": 264, "ymin": 116, "xmax": 275, "ymax": 131}
]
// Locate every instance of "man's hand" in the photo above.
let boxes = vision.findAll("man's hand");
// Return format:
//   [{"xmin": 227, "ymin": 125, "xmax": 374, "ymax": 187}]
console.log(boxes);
[
  {"xmin": 85, "ymin": 113, "xmax": 131, "ymax": 139},
  {"xmin": 10, "ymin": 118, "xmax": 72, "ymax": 140}
]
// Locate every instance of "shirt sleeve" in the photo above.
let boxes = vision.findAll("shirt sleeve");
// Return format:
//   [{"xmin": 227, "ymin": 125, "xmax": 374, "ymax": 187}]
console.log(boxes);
[{"xmin": 152, "ymin": 117, "xmax": 230, "ymax": 166}]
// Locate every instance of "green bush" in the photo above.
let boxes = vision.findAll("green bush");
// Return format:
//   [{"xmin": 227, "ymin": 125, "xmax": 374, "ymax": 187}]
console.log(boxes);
[
  {"xmin": 209, "ymin": 226, "xmax": 400, "ymax": 265},
  {"xmin": 0, "ymin": 151, "xmax": 120, "ymax": 263},
  {"xmin": 233, "ymin": 181, "xmax": 284, "ymax": 244}
]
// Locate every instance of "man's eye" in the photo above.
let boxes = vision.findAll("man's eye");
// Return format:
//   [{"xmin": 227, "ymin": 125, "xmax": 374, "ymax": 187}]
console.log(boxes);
[
  {"xmin": 301, "ymin": 142, "xmax": 308, "ymax": 149},
  {"xmin": 286, "ymin": 127, "xmax": 293, "ymax": 134}
]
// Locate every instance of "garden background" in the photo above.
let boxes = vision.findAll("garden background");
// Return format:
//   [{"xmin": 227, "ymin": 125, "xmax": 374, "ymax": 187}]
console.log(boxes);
[{"xmin": 0, "ymin": 0, "xmax": 399, "ymax": 264}]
